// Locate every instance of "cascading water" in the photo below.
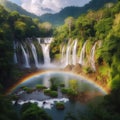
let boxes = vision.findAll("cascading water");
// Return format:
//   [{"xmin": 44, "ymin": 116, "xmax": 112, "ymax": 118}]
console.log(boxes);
[
  {"xmin": 65, "ymin": 44, "xmax": 71, "ymax": 66},
  {"xmin": 13, "ymin": 41, "xmax": 18, "ymax": 64},
  {"xmin": 61, "ymin": 46, "xmax": 65, "ymax": 63},
  {"xmin": 41, "ymin": 44, "xmax": 50, "ymax": 64},
  {"xmin": 72, "ymin": 39, "xmax": 78, "ymax": 65},
  {"xmin": 21, "ymin": 44, "xmax": 30, "ymax": 68},
  {"xmin": 79, "ymin": 41, "xmax": 87, "ymax": 65},
  {"xmin": 31, "ymin": 43, "xmax": 39, "ymax": 68},
  {"xmin": 38, "ymin": 38, "xmax": 53, "ymax": 65},
  {"xmin": 90, "ymin": 42, "xmax": 97, "ymax": 71},
  {"xmin": 65, "ymin": 40, "xmax": 75, "ymax": 66}
]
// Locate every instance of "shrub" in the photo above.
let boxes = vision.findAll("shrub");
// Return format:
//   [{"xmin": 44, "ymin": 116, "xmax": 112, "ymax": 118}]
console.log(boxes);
[
  {"xmin": 36, "ymin": 84, "xmax": 47, "ymax": 90},
  {"xmin": 44, "ymin": 89, "xmax": 58, "ymax": 97},
  {"xmin": 55, "ymin": 102, "xmax": 65, "ymax": 110},
  {"xmin": 21, "ymin": 86, "xmax": 34, "ymax": 93}
]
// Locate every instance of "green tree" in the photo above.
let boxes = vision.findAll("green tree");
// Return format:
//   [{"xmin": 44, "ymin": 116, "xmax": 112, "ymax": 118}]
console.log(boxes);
[
  {"xmin": 0, "ymin": 95, "xmax": 19, "ymax": 120},
  {"xmin": 64, "ymin": 16, "xmax": 75, "ymax": 35},
  {"xmin": 14, "ymin": 20, "xmax": 27, "ymax": 39}
]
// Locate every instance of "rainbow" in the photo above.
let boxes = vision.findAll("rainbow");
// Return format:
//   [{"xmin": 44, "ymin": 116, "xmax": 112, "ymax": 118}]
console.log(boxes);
[
  {"xmin": 6, "ymin": 70, "xmax": 47, "ymax": 94},
  {"xmin": 6, "ymin": 70, "xmax": 107, "ymax": 95}
]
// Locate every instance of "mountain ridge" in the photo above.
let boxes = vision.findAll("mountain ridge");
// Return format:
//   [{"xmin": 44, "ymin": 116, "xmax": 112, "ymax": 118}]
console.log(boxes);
[
  {"xmin": 0, "ymin": 0, "xmax": 117, "ymax": 25},
  {"xmin": 0, "ymin": 0, "xmax": 39, "ymax": 18},
  {"xmin": 40, "ymin": 0, "xmax": 117, "ymax": 25}
]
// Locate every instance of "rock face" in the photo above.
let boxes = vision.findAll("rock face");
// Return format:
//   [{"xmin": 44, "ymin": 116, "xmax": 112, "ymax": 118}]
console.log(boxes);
[
  {"xmin": 64, "ymin": 63, "xmax": 82, "ymax": 73},
  {"xmin": 72, "ymin": 63, "xmax": 82, "ymax": 73},
  {"xmin": 64, "ymin": 64, "xmax": 73, "ymax": 71}
]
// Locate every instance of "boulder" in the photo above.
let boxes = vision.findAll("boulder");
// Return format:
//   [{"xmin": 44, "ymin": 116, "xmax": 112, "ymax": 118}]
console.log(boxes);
[
  {"xmin": 72, "ymin": 63, "xmax": 82, "ymax": 73},
  {"xmin": 64, "ymin": 64, "xmax": 73, "ymax": 71}
]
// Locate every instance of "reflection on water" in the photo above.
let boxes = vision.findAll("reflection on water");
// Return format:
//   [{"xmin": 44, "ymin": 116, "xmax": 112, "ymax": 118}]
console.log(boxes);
[{"xmin": 11, "ymin": 71, "xmax": 106, "ymax": 120}]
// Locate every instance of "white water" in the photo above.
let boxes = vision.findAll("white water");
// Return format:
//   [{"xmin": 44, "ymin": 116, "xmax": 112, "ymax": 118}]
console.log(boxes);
[
  {"xmin": 13, "ymin": 42, "xmax": 18, "ymax": 64},
  {"xmin": 31, "ymin": 43, "xmax": 39, "ymax": 68},
  {"xmin": 38, "ymin": 38, "xmax": 53, "ymax": 65},
  {"xmin": 65, "ymin": 40, "xmax": 76, "ymax": 66},
  {"xmin": 61, "ymin": 46, "xmax": 65, "ymax": 64},
  {"xmin": 21, "ymin": 44, "xmax": 30, "ymax": 68},
  {"xmin": 15, "ymin": 98, "xmax": 69, "ymax": 110},
  {"xmin": 41, "ymin": 44, "xmax": 50, "ymax": 64},
  {"xmin": 90, "ymin": 42, "xmax": 97, "ymax": 71},
  {"xmin": 79, "ymin": 41, "xmax": 87, "ymax": 65},
  {"xmin": 72, "ymin": 39, "xmax": 78, "ymax": 65},
  {"xmin": 65, "ymin": 44, "xmax": 71, "ymax": 66}
]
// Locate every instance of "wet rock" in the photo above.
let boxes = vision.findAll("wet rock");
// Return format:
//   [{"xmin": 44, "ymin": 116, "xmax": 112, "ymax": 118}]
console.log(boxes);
[
  {"xmin": 64, "ymin": 64, "xmax": 73, "ymax": 71},
  {"xmin": 72, "ymin": 63, "xmax": 82, "ymax": 73}
]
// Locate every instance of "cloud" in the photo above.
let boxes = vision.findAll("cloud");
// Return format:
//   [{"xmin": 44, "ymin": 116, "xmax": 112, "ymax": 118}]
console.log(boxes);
[
  {"xmin": 21, "ymin": 0, "xmax": 91, "ymax": 16},
  {"xmin": 8, "ymin": 0, "xmax": 22, "ymax": 5}
]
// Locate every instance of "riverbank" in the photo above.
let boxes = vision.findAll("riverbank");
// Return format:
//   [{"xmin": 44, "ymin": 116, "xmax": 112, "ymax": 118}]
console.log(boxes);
[
  {"xmin": 64, "ymin": 64, "xmax": 110, "ymax": 93},
  {"xmin": 6, "ymin": 63, "xmax": 110, "ymax": 96}
]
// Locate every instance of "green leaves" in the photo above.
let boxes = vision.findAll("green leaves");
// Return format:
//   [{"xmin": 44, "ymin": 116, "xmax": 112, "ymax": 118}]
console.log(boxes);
[{"xmin": 21, "ymin": 103, "xmax": 52, "ymax": 120}]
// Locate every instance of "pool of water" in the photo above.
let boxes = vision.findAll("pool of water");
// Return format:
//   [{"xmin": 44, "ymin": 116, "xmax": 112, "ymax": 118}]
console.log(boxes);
[{"xmin": 11, "ymin": 71, "xmax": 105, "ymax": 120}]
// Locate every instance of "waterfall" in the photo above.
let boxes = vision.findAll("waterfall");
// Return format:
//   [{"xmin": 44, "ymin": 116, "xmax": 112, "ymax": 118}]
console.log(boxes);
[
  {"xmin": 31, "ymin": 43, "xmax": 39, "ymax": 68},
  {"xmin": 61, "ymin": 46, "xmax": 65, "ymax": 63},
  {"xmin": 21, "ymin": 44, "xmax": 30, "ymax": 68},
  {"xmin": 65, "ymin": 44, "xmax": 71, "ymax": 66},
  {"xmin": 65, "ymin": 41, "xmax": 75, "ymax": 66},
  {"xmin": 90, "ymin": 42, "xmax": 97, "ymax": 71},
  {"xmin": 13, "ymin": 41, "xmax": 18, "ymax": 64},
  {"xmin": 72, "ymin": 39, "xmax": 78, "ymax": 65},
  {"xmin": 38, "ymin": 38, "xmax": 53, "ymax": 64},
  {"xmin": 41, "ymin": 44, "xmax": 50, "ymax": 64},
  {"xmin": 79, "ymin": 41, "xmax": 87, "ymax": 65},
  {"xmin": 14, "ymin": 52, "xmax": 18, "ymax": 64}
]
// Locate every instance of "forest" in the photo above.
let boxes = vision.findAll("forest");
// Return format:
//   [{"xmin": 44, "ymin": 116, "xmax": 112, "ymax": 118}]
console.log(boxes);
[{"xmin": 0, "ymin": 0, "xmax": 120, "ymax": 120}]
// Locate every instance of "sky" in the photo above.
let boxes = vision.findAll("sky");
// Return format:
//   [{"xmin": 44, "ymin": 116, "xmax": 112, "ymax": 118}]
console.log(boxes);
[{"xmin": 8, "ymin": 0, "xmax": 91, "ymax": 16}]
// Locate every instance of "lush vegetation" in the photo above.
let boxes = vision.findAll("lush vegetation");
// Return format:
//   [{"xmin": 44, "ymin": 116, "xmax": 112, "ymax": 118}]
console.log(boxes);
[
  {"xmin": 40, "ymin": 0, "xmax": 117, "ymax": 25},
  {"xmin": 0, "ymin": 4, "xmax": 53, "ymax": 88},
  {"xmin": 55, "ymin": 102, "xmax": 65, "ymax": 110},
  {"xmin": 52, "ymin": 1, "xmax": 120, "ymax": 90},
  {"xmin": 20, "ymin": 102, "xmax": 52, "ymax": 120},
  {"xmin": 0, "ymin": 0, "xmax": 117, "ymax": 26},
  {"xmin": 50, "ymin": 1, "xmax": 120, "ymax": 119},
  {"xmin": 0, "ymin": 0, "xmax": 120, "ymax": 120}
]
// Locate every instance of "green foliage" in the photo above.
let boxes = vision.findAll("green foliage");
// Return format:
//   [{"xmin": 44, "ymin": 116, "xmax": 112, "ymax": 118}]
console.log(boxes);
[
  {"xmin": 36, "ymin": 84, "xmax": 47, "ymax": 90},
  {"xmin": 21, "ymin": 102, "xmax": 52, "ymax": 120},
  {"xmin": 110, "ymin": 75, "xmax": 120, "ymax": 89},
  {"xmin": 0, "ymin": 5, "xmax": 54, "ymax": 88},
  {"xmin": 0, "ymin": 0, "xmax": 39, "ymax": 19},
  {"xmin": 0, "ymin": 95, "xmax": 19, "ymax": 120},
  {"xmin": 52, "ymin": 1, "xmax": 120, "ymax": 93},
  {"xmin": 83, "ymin": 67, "xmax": 94, "ymax": 74},
  {"xmin": 61, "ymin": 88, "xmax": 77, "ymax": 96},
  {"xmin": 69, "ymin": 79, "xmax": 78, "ymax": 91},
  {"xmin": 55, "ymin": 102, "xmax": 65, "ymax": 110},
  {"xmin": 21, "ymin": 86, "xmax": 34, "ymax": 93},
  {"xmin": 98, "ymin": 66, "xmax": 110, "ymax": 76},
  {"xmin": 40, "ymin": 0, "xmax": 117, "ymax": 25},
  {"xmin": 80, "ymin": 88, "xmax": 120, "ymax": 120},
  {"xmin": 44, "ymin": 89, "xmax": 58, "ymax": 98},
  {"xmin": 14, "ymin": 20, "xmax": 27, "ymax": 39},
  {"xmin": 49, "ymin": 77, "xmax": 59, "ymax": 91},
  {"xmin": 94, "ymin": 18, "xmax": 113, "ymax": 39}
]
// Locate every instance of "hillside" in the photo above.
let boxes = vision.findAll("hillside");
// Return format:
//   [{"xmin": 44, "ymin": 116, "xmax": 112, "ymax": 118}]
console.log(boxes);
[
  {"xmin": 0, "ymin": 0, "xmax": 39, "ymax": 19},
  {"xmin": 0, "ymin": 0, "xmax": 117, "ymax": 25},
  {"xmin": 40, "ymin": 0, "xmax": 117, "ymax": 25}
]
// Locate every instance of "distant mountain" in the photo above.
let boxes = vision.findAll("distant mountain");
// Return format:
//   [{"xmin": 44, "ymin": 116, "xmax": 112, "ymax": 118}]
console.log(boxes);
[
  {"xmin": 0, "ymin": 0, "xmax": 117, "ymax": 26},
  {"xmin": 40, "ymin": 0, "xmax": 117, "ymax": 25},
  {"xmin": 0, "ymin": 0, "xmax": 39, "ymax": 19}
]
